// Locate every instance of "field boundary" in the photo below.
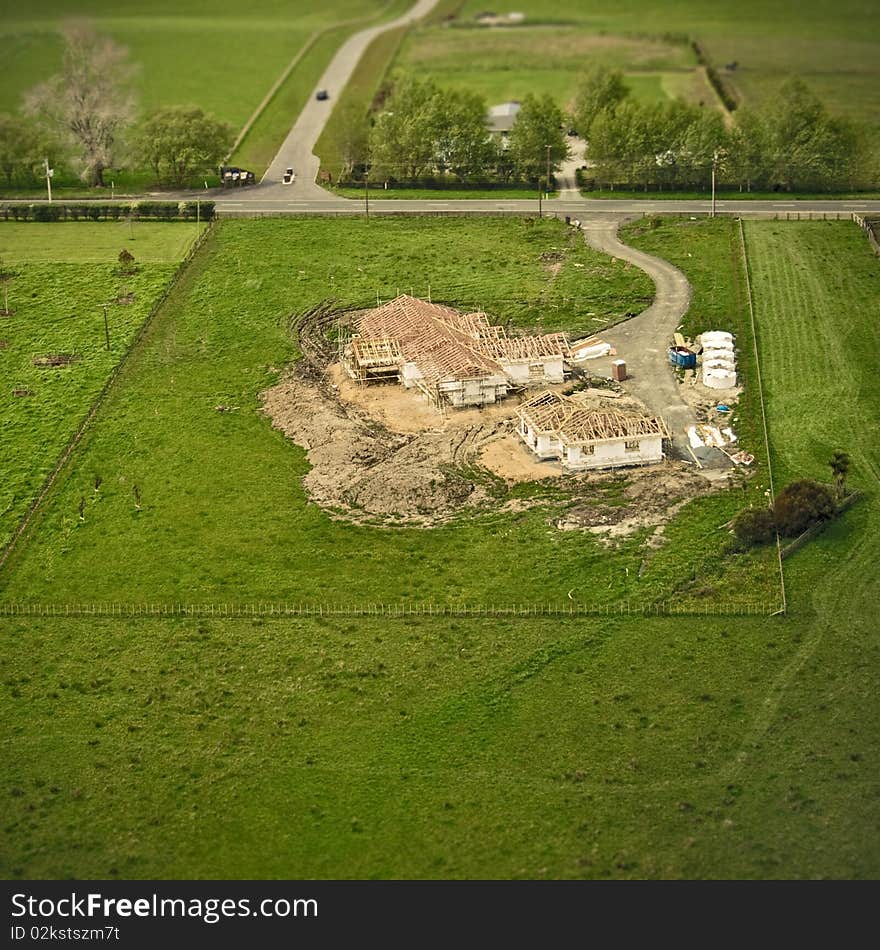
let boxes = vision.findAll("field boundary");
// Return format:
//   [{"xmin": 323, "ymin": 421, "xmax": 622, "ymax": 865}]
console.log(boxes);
[
  {"xmin": 0, "ymin": 600, "xmax": 782, "ymax": 619},
  {"xmin": 852, "ymin": 213, "xmax": 880, "ymax": 256},
  {"xmin": 0, "ymin": 222, "xmax": 216, "ymax": 577},
  {"xmin": 738, "ymin": 217, "xmax": 787, "ymax": 613}
]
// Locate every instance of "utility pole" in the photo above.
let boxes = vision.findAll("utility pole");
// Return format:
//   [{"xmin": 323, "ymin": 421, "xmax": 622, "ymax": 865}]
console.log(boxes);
[
  {"xmin": 102, "ymin": 305, "xmax": 110, "ymax": 351},
  {"xmin": 44, "ymin": 159, "xmax": 53, "ymax": 203},
  {"xmin": 545, "ymin": 144, "xmax": 551, "ymax": 196},
  {"xmin": 711, "ymin": 148, "xmax": 723, "ymax": 218}
]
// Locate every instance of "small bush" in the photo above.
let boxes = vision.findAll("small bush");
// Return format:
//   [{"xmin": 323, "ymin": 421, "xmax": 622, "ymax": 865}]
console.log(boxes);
[
  {"xmin": 732, "ymin": 506, "xmax": 776, "ymax": 546},
  {"xmin": 774, "ymin": 479, "xmax": 835, "ymax": 538}
]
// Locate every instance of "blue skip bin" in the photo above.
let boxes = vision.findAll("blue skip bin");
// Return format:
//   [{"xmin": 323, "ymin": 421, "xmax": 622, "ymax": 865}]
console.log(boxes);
[{"xmin": 668, "ymin": 345, "xmax": 697, "ymax": 369}]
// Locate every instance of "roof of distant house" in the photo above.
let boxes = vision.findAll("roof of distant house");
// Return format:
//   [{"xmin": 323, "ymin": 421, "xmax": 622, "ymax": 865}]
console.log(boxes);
[{"xmin": 487, "ymin": 101, "xmax": 521, "ymax": 134}]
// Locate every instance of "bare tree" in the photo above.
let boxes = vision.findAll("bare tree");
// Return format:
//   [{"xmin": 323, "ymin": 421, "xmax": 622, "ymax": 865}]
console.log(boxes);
[{"xmin": 24, "ymin": 21, "xmax": 137, "ymax": 187}]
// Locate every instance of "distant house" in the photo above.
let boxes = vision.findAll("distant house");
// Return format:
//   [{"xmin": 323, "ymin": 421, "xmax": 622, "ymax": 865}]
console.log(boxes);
[
  {"xmin": 343, "ymin": 295, "xmax": 569, "ymax": 411},
  {"xmin": 487, "ymin": 101, "xmax": 521, "ymax": 139},
  {"xmin": 475, "ymin": 12, "xmax": 526, "ymax": 26},
  {"xmin": 517, "ymin": 390, "xmax": 669, "ymax": 471}
]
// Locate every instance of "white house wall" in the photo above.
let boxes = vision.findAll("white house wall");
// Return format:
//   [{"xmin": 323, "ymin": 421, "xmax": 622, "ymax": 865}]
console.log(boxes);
[{"xmin": 563, "ymin": 436, "xmax": 664, "ymax": 471}]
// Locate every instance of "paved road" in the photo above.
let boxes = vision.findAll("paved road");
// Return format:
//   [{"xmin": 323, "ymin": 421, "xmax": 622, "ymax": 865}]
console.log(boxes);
[
  {"xmin": 580, "ymin": 218, "xmax": 699, "ymax": 459},
  {"xmin": 261, "ymin": 0, "xmax": 442, "ymax": 196},
  {"xmin": 215, "ymin": 193, "xmax": 880, "ymax": 217}
]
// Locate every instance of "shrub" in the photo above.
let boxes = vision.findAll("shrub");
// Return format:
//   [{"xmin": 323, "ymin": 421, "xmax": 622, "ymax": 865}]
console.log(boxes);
[
  {"xmin": 732, "ymin": 506, "xmax": 776, "ymax": 545},
  {"xmin": 773, "ymin": 479, "xmax": 835, "ymax": 538}
]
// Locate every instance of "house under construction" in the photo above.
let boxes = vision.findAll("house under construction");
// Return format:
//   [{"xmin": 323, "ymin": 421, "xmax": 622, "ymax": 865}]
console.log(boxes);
[
  {"xmin": 343, "ymin": 295, "xmax": 569, "ymax": 410},
  {"xmin": 517, "ymin": 390, "xmax": 669, "ymax": 471}
]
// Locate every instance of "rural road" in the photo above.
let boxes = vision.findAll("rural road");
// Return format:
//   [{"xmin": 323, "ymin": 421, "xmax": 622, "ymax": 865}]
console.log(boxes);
[{"xmin": 261, "ymin": 0, "xmax": 442, "ymax": 195}]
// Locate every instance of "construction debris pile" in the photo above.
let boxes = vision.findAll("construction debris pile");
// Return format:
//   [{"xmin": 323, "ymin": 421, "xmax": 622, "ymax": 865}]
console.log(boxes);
[{"xmin": 343, "ymin": 294, "xmax": 569, "ymax": 411}]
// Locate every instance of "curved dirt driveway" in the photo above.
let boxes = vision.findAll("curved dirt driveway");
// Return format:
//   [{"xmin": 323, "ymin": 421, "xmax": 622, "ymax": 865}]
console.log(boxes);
[
  {"xmin": 578, "ymin": 218, "xmax": 698, "ymax": 458},
  {"xmin": 261, "ymin": 0, "xmax": 442, "ymax": 196}
]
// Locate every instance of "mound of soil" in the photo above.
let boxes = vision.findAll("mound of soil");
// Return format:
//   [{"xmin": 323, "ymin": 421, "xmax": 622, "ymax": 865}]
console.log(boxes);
[{"xmin": 261, "ymin": 360, "xmax": 723, "ymax": 535}]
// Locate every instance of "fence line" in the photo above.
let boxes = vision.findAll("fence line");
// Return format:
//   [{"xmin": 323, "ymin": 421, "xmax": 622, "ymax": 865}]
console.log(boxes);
[
  {"xmin": 780, "ymin": 490, "xmax": 863, "ymax": 559},
  {"xmin": 852, "ymin": 213, "xmax": 880, "ymax": 256},
  {"xmin": 0, "ymin": 600, "xmax": 782, "ymax": 619},
  {"xmin": 738, "ymin": 218, "xmax": 787, "ymax": 614},
  {"xmin": 0, "ymin": 222, "xmax": 216, "ymax": 575}
]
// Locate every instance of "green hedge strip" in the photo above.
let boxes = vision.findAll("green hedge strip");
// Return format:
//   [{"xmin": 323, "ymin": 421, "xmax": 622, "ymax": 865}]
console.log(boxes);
[{"xmin": 0, "ymin": 201, "xmax": 215, "ymax": 222}]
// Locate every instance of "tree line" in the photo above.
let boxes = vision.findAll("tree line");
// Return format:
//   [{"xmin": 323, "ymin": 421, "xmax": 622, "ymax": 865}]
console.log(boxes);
[
  {"xmin": 577, "ymin": 65, "xmax": 876, "ymax": 192},
  {"xmin": 0, "ymin": 22, "xmax": 233, "ymax": 190},
  {"xmin": 342, "ymin": 76, "xmax": 569, "ymax": 187},
  {"xmin": 351, "ymin": 65, "xmax": 876, "ymax": 193}
]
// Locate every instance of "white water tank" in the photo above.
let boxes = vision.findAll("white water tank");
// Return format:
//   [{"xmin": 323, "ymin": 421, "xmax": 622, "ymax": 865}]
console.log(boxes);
[
  {"xmin": 701, "ymin": 331, "xmax": 734, "ymax": 348},
  {"xmin": 703, "ymin": 367, "xmax": 737, "ymax": 389}
]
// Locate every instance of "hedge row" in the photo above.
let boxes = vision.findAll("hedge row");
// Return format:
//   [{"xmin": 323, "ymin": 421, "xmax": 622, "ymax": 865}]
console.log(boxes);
[{"xmin": 0, "ymin": 201, "xmax": 215, "ymax": 222}]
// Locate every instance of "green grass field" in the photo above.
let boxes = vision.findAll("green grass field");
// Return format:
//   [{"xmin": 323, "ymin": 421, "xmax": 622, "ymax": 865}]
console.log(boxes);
[
  {"xmin": 0, "ymin": 0, "xmax": 412, "ymax": 186},
  {"xmin": 452, "ymin": 1, "xmax": 880, "ymax": 123},
  {"xmin": 394, "ymin": 26, "xmax": 705, "ymax": 111},
  {"xmin": 0, "ymin": 222, "xmax": 202, "ymax": 550},
  {"xmin": 0, "ymin": 216, "xmax": 782, "ymax": 611},
  {"xmin": 0, "ymin": 218, "xmax": 877, "ymax": 879}
]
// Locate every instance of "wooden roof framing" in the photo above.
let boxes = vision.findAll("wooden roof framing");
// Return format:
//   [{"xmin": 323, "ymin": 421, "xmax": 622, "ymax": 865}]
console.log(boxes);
[
  {"xmin": 350, "ymin": 295, "xmax": 568, "ymax": 386},
  {"xmin": 518, "ymin": 390, "xmax": 668, "ymax": 446}
]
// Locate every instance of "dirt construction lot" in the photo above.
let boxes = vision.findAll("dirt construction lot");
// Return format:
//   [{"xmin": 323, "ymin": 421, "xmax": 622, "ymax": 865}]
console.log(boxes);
[{"xmin": 261, "ymin": 362, "xmax": 716, "ymax": 536}]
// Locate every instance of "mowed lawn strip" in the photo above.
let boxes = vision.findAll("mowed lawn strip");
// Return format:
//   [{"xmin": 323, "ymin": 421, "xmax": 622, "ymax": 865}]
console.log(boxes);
[
  {"xmin": 0, "ymin": 222, "xmax": 202, "ymax": 549},
  {"xmin": 0, "ymin": 216, "xmax": 776, "ymax": 608}
]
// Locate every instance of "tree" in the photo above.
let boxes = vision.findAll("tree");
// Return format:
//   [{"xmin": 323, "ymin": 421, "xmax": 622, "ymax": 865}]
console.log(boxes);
[
  {"xmin": 0, "ymin": 114, "xmax": 46, "ymax": 187},
  {"xmin": 369, "ymin": 76, "xmax": 440, "ymax": 180},
  {"xmin": 368, "ymin": 77, "xmax": 493, "ymax": 182},
  {"xmin": 433, "ymin": 88, "xmax": 495, "ymax": 181},
  {"xmin": 773, "ymin": 479, "xmax": 835, "ymax": 538},
  {"xmin": 133, "ymin": 107, "xmax": 232, "ymax": 187},
  {"xmin": 829, "ymin": 451, "xmax": 851, "ymax": 501},
  {"xmin": 507, "ymin": 93, "xmax": 569, "ymax": 183},
  {"xmin": 24, "ymin": 21, "xmax": 137, "ymax": 186},
  {"xmin": 572, "ymin": 65, "xmax": 629, "ymax": 139},
  {"xmin": 732, "ymin": 506, "xmax": 777, "ymax": 546}
]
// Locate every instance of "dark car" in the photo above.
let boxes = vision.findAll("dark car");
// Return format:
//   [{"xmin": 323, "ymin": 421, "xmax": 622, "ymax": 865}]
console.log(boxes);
[{"xmin": 316, "ymin": 89, "xmax": 329, "ymax": 101}]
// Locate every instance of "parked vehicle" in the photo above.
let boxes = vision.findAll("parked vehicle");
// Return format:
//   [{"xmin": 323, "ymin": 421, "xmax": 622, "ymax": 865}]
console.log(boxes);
[{"xmin": 219, "ymin": 165, "xmax": 255, "ymax": 186}]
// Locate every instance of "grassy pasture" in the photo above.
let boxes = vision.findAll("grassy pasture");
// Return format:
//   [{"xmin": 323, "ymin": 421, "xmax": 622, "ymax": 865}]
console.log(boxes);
[
  {"xmin": 394, "ymin": 25, "xmax": 701, "ymax": 111},
  {"xmin": 451, "ymin": 0, "xmax": 880, "ymax": 124},
  {"xmin": 0, "ymin": 222, "xmax": 202, "ymax": 549},
  {"xmin": 0, "ymin": 217, "xmax": 878, "ymax": 879},
  {"xmin": 0, "ymin": 216, "xmax": 780, "ymax": 609},
  {"xmin": 0, "ymin": 0, "xmax": 411, "ymax": 185}
]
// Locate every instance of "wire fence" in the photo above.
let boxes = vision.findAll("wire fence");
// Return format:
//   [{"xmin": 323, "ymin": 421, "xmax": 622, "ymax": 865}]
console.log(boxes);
[
  {"xmin": 0, "ymin": 221, "xmax": 216, "ymax": 575},
  {"xmin": 738, "ymin": 218, "xmax": 787, "ymax": 614},
  {"xmin": 0, "ymin": 600, "xmax": 783, "ymax": 619}
]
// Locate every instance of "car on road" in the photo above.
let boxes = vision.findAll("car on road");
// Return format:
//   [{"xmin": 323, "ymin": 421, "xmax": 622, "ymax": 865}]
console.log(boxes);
[
  {"xmin": 282, "ymin": 167, "xmax": 295, "ymax": 184},
  {"xmin": 316, "ymin": 89, "xmax": 329, "ymax": 100}
]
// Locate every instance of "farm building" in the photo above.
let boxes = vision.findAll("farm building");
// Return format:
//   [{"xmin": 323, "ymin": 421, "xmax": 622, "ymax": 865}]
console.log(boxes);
[
  {"xmin": 486, "ymin": 101, "xmax": 521, "ymax": 138},
  {"xmin": 343, "ymin": 295, "xmax": 569, "ymax": 410},
  {"xmin": 516, "ymin": 390, "xmax": 669, "ymax": 471}
]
